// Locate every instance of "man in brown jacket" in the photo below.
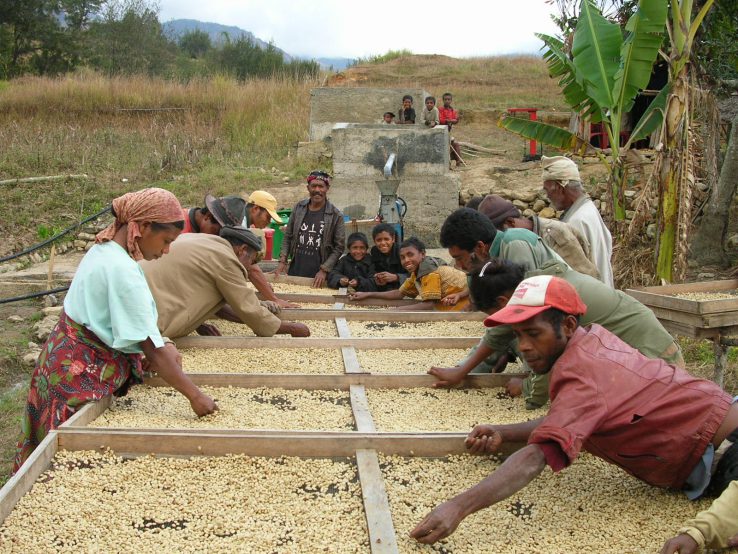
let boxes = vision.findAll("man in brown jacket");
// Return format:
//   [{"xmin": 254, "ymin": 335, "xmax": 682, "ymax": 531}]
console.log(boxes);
[
  {"xmin": 478, "ymin": 194, "xmax": 600, "ymax": 281},
  {"xmin": 141, "ymin": 227, "xmax": 310, "ymax": 338},
  {"xmin": 275, "ymin": 171, "xmax": 346, "ymax": 288}
]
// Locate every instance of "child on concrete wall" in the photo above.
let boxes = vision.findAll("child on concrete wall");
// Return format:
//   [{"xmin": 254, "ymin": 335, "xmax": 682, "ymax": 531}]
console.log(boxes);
[
  {"xmin": 349, "ymin": 237, "xmax": 470, "ymax": 311},
  {"xmin": 397, "ymin": 95, "xmax": 416, "ymax": 124},
  {"xmin": 439, "ymin": 92, "xmax": 462, "ymax": 166},
  {"xmin": 327, "ymin": 232, "xmax": 376, "ymax": 291},
  {"xmin": 381, "ymin": 112, "xmax": 396, "ymax": 124},
  {"xmin": 421, "ymin": 96, "xmax": 440, "ymax": 127},
  {"xmin": 369, "ymin": 223, "xmax": 407, "ymax": 291}
]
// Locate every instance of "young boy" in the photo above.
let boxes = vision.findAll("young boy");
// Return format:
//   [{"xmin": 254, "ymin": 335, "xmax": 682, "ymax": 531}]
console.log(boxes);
[
  {"xmin": 438, "ymin": 92, "xmax": 462, "ymax": 166},
  {"xmin": 327, "ymin": 232, "xmax": 376, "ymax": 292},
  {"xmin": 382, "ymin": 112, "xmax": 396, "ymax": 124},
  {"xmin": 397, "ymin": 95, "xmax": 416, "ymax": 125},
  {"xmin": 421, "ymin": 96, "xmax": 440, "ymax": 127},
  {"xmin": 350, "ymin": 237, "xmax": 470, "ymax": 311},
  {"xmin": 369, "ymin": 223, "xmax": 408, "ymax": 291}
]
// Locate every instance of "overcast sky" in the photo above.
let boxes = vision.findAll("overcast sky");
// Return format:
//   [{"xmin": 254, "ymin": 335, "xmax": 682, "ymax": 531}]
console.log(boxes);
[{"xmin": 157, "ymin": 0, "xmax": 561, "ymax": 59}]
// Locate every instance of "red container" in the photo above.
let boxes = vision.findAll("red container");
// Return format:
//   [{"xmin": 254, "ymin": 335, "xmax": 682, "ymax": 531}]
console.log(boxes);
[{"xmin": 263, "ymin": 228, "xmax": 274, "ymax": 261}]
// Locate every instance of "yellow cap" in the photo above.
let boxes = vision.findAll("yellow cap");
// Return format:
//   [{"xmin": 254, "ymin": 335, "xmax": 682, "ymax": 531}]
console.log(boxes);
[{"xmin": 247, "ymin": 190, "xmax": 283, "ymax": 224}]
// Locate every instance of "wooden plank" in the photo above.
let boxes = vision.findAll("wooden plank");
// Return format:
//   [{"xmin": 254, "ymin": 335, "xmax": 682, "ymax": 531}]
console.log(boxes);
[
  {"xmin": 259, "ymin": 293, "xmax": 337, "ymax": 303},
  {"xmin": 0, "ymin": 431, "xmax": 58, "ymax": 525},
  {"xmin": 356, "ymin": 449, "xmax": 399, "ymax": 554},
  {"xmin": 644, "ymin": 305, "xmax": 738, "ymax": 329},
  {"xmin": 279, "ymin": 310, "xmax": 485, "ymax": 322},
  {"xmin": 336, "ymin": 317, "xmax": 352, "ymax": 338},
  {"xmin": 351, "ymin": 385, "xmax": 376, "ymax": 432},
  {"xmin": 143, "ymin": 373, "xmax": 522, "ymax": 390},
  {"xmin": 342, "ymin": 348, "xmax": 364, "ymax": 374},
  {"xmin": 174, "ymin": 336, "xmax": 481, "ymax": 349},
  {"xmin": 56, "ymin": 429, "xmax": 528, "ymax": 457},
  {"xmin": 60, "ymin": 397, "xmax": 111, "ymax": 428},
  {"xmin": 263, "ymin": 274, "xmax": 316, "ymax": 286}
]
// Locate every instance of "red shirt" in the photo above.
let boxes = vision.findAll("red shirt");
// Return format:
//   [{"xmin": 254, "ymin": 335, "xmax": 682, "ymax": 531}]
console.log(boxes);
[
  {"xmin": 182, "ymin": 208, "xmax": 194, "ymax": 234},
  {"xmin": 528, "ymin": 324, "xmax": 732, "ymax": 489},
  {"xmin": 439, "ymin": 106, "xmax": 458, "ymax": 125}
]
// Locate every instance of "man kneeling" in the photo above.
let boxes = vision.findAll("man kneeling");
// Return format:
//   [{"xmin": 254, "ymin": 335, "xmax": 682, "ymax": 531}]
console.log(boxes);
[{"xmin": 411, "ymin": 275, "xmax": 738, "ymax": 545}]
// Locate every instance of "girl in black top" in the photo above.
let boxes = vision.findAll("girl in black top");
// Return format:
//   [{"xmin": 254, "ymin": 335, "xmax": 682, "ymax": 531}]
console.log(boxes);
[{"xmin": 369, "ymin": 223, "xmax": 408, "ymax": 291}]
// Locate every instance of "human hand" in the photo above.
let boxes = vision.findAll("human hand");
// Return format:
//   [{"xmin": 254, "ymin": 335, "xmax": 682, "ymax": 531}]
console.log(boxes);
[
  {"xmin": 276, "ymin": 298, "xmax": 301, "ymax": 309},
  {"xmin": 659, "ymin": 534, "xmax": 699, "ymax": 554},
  {"xmin": 196, "ymin": 323, "xmax": 222, "ymax": 337},
  {"xmin": 410, "ymin": 499, "xmax": 466, "ymax": 544},
  {"xmin": 340, "ymin": 277, "xmax": 349, "ymax": 287},
  {"xmin": 349, "ymin": 291, "xmax": 370, "ymax": 301},
  {"xmin": 465, "ymin": 424, "xmax": 503, "ymax": 455},
  {"xmin": 260, "ymin": 300, "xmax": 281, "ymax": 315},
  {"xmin": 313, "ymin": 269, "xmax": 327, "ymax": 288},
  {"xmin": 729, "ymin": 533, "xmax": 738, "ymax": 548},
  {"xmin": 506, "ymin": 377, "xmax": 523, "ymax": 397},
  {"xmin": 348, "ymin": 279, "xmax": 358, "ymax": 288},
  {"xmin": 492, "ymin": 353, "xmax": 511, "ymax": 373},
  {"xmin": 286, "ymin": 322, "xmax": 311, "ymax": 337},
  {"xmin": 441, "ymin": 293, "xmax": 461, "ymax": 306},
  {"xmin": 190, "ymin": 392, "xmax": 218, "ymax": 417},
  {"xmin": 273, "ymin": 262, "xmax": 287, "ymax": 277},
  {"xmin": 427, "ymin": 366, "xmax": 467, "ymax": 388}
]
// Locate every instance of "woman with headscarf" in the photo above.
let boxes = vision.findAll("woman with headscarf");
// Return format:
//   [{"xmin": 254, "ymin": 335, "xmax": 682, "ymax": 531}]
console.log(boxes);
[{"xmin": 13, "ymin": 188, "xmax": 217, "ymax": 471}]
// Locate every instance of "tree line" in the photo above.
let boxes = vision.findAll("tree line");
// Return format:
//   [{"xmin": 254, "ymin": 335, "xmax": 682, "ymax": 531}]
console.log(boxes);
[{"xmin": 0, "ymin": 0, "xmax": 320, "ymax": 80}]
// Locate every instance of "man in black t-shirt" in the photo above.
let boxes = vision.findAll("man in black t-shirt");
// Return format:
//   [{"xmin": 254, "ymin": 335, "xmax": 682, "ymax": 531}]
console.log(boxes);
[{"xmin": 275, "ymin": 171, "xmax": 346, "ymax": 288}]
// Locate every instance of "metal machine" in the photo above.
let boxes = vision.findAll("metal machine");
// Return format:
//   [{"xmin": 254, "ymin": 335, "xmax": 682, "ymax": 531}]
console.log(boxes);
[{"xmin": 376, "ymin": 153, "xmax": 406, "ymax": 240}]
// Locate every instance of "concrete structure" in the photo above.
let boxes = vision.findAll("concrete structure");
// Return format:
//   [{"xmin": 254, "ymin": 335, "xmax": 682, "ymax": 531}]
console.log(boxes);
[
  {"xmin": 309, "ymin": 87, "xmax": 429, "ymax": 141},
  {"xmin": 329, "ymin": 124, "xmax": 460, "ymax": 246}
]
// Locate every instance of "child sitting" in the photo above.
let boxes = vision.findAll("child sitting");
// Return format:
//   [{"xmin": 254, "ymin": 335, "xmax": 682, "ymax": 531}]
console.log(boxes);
[
  {"xmin": 381, "ymin": 112, "xmax": 396, "ymax": 124},
  {"xmin": 369, "ymin": 223, "xmax": 408, "ymax": 291},
  {"xmin": 397, "ymin": 95, "xmax": 416, "ymax": 125},
  {"xmin": 421, "ymin": 96, "xmax": 440, "ymax": 127},
  {"xmin": 349, "ymin": 237, "xmax": 470, "ymax": 311},
  {"xmin": 327, "ymin": 232, "xmax": 376, "ymax": 291}
]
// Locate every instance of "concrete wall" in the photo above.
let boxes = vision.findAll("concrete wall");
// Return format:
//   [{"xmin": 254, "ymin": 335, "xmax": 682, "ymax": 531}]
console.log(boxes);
[
  {"xmin": 329, "ymin": 124, "xmax": 459, "ymax": 246},
  {"xmin": 309, "ymin": 87, "xmax": 429, "ymax": 141}
]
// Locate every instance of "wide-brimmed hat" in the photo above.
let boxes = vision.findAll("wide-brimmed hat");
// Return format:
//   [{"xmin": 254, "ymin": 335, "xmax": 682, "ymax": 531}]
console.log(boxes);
[
  {"xmin": 219, "ymin": 225, "xmax": 263, "ymax": 251},
  {"xmin": 484, "ymin": 275, "xmax": 587, "ymax": 327},
  {"xmin": 247, "ymin": 190, "xmax": 283, "ymax": 224},
  {"xmin": 204, "ymin": 194, "xmax": 246, "ymax": 227}
]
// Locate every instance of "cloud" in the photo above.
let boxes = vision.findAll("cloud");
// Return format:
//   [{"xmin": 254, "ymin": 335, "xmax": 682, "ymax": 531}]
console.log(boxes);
[{"xmin": 158, "ymin": 0, "xmax": 560, "ymax": 59}]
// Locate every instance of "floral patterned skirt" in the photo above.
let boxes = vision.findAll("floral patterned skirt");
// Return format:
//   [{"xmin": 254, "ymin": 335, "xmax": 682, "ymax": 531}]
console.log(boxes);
[{"xmin": 13, "ymin": 310, "xmax": 142, "ymax": 472}]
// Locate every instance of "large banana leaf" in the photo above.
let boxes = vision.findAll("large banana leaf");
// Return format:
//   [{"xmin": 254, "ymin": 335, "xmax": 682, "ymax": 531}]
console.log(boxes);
[
  {"xmin": 612, "ymin": 0, "xmax": 668, "ymax": 116},
  {"xmin": 627, "ymin": 82, "xmax": 671, "ymax": 145},
  {"xmin": 572, "ymin": 0, "xmax": 623, "ymax": 111},
  {"xmin": 537, "ymin": 33, "xmax": 603, "ymax": 123},
  {"xmin": 498, "ymin": 116, "xmax": 593, "ymax": 157}
]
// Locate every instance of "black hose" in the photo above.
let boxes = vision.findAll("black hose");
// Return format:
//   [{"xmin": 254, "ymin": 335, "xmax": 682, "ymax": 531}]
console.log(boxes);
[
  {"xmin": 0, "ymin": 286, "xmax": 70, "ymax": 305},
  {"xmin": 0, "ymin": 205, "xmax": 112, "ymax": 264}
]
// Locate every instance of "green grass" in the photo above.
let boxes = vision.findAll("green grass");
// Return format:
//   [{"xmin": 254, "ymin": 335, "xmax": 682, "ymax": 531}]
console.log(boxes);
[{"xmin": 0, "ymin": 382, "xmax": 27, "ymax": 486}]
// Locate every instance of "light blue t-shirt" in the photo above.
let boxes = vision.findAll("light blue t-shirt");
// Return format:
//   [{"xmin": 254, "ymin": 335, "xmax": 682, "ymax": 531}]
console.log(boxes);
[{"xmin": 64, "ymin": 241, "xmax": 164, "ymax": 354}]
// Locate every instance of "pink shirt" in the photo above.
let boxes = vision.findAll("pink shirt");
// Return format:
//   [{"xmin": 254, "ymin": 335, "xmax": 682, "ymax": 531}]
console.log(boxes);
[{"xmin": 528, "ymin": 324, "xmax": 732, "ymax": 489}]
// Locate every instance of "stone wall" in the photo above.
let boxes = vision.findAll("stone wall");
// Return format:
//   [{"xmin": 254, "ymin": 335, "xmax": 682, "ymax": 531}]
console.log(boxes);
[
  {"xmin": 329, "ymin": 124, "xmax": 459, "ymax": 246},
  {"xmin": 309, "ymin": 87, "xmax": 430, "ymax": 141}
]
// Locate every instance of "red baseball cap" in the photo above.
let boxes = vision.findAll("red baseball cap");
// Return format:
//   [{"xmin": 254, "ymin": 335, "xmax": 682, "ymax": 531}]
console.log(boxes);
[{"xmin": 483, "ymin": 275, "xmax": 587, "ymax": 327}]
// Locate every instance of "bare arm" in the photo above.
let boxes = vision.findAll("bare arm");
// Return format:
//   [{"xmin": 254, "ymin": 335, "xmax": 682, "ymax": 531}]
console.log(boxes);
[
  {"xmin": 349, "ymin": 288, "xmax": 405, "ymax": 301},
  {"xmin": 141, "ymin": 339, "xmax": 217, "ymax": 416},
  {"xmin": 428, "ymin": 342, "xmax": 495, "ymax": 387},
  {"xmin": 411, "ymin": 445, "xmax": 547, "ymax": 544},
  {"xmin": 393, "ymin": 300, "xmax": 436, "ymax": 311}
]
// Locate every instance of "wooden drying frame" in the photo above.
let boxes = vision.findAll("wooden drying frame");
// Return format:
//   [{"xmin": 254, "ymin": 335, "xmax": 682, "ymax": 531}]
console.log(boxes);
[{"xmin": 626, "ymin": 279, "xmax": 738, "ymax": 386}]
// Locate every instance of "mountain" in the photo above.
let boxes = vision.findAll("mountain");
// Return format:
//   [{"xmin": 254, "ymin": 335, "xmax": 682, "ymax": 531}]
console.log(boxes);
[
  {"xmin": 162, "ymin": 19, "xmax": 292, "ymax": 61},
  {"xmin": 316, "ymin": 57, "xmax": 355, "ymax": 71}
]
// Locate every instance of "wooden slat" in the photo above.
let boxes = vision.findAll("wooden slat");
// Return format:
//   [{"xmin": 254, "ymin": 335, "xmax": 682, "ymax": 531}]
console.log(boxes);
[
  {"xmin": 336, "ymin": 317, "xmax": 352, "ymax": 338},
  {"xmin": 174, "ymin": 336, "xmax": 480, "ymax": 349},
  {"xmin": 60, "ymin": 397, "xmax": 111, "ymax": 428},
  {"xmin": 342, "ymin": 348, "xmax": 364, "ymax": 374},
  {"xmin": 0, "ymin": 431, "xmax": 58, "ymax": 525},
  {"xmin": 263, "ymin": 274, "xmax": 315, "ymax": 286},
  {"xmin": 357, "ymin": 449, "xmax": 399, "ymax": 553},
  {"xmin": 143, "ymin": 373, "xmax": 522, "ymax": 390},
  {"xmin": 262, "ymin": 292, "xmax": 423, "ymax": 307},
  {"xmin": 278, "ymin": 310, "xmax": 485, "ymax": 321},
  {"xmin": 645, "ymin": 305, "xmax": 738, "ymax": 329},
  {"xmin": 56, "ymin": 429, "xmax": 527, "ymax": 457},
  {"xmin": 351, "ymin": 385, "xmax": 376, "ymax": 432}
]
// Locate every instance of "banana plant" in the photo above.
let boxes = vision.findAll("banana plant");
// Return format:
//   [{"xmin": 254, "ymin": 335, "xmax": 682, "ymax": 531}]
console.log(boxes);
[{"xmin": 499, "ymin": 0, "xmax": 668, "ymax": 221}]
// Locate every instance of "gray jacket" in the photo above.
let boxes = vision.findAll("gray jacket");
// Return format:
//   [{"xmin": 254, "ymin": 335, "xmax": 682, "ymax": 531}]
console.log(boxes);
[{"xmin": 279, "ymin": 198, "xmax": 345, "ymax": 272}]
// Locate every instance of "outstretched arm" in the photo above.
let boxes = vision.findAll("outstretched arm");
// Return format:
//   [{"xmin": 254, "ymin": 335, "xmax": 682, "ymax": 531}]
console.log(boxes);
[{"xmin": 410, "ymin": 444, "xmax": 547, "ymax": 544}]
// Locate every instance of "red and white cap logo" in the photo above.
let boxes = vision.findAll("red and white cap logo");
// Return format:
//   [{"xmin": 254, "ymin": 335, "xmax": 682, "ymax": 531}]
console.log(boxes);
[{"xmin": 484, "ymin": 275, "xmax": 587, "ymax": 327}]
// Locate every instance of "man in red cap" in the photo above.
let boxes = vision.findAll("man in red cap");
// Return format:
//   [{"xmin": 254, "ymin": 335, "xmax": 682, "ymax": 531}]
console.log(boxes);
[{"xmin": 410, "ymin": 275, "xmax": 738, "ymax": 546}]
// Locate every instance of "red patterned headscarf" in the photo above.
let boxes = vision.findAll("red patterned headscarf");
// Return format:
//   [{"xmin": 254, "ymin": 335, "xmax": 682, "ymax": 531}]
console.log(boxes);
[{"xmin": 96, "ymin": 188, "xmax": 183, "ymax": 260}]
